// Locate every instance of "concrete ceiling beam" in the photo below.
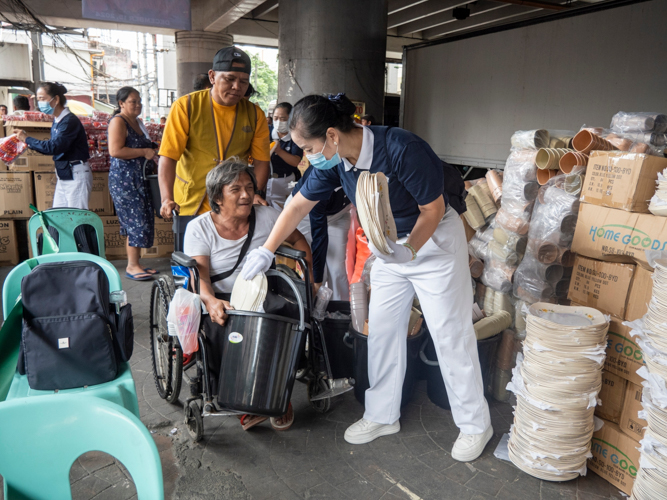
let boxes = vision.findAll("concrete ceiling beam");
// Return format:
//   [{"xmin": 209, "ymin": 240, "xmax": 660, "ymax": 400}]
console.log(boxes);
[{"xmin": 388, "ymin": 0, "xmax": 469, "ymax": 29}]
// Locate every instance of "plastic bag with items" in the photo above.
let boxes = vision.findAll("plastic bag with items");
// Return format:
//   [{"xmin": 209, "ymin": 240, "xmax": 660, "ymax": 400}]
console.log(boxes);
[
  {"xmin": 0, "ymin": 135, "xmax": 27, "ymax": 164},
  {"xmin": 167, "ymin": 288, "xmax": 202, "ymax": 355}
]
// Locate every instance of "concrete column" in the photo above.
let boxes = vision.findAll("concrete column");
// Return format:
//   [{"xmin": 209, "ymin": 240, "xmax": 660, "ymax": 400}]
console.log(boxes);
[
  {"xmin": 175, "ymin": 31, "xmax": 233, "ymax": 97},
  {"xmin": 278, "ymin": 0, "xmax": 388, "ymax": 122}
]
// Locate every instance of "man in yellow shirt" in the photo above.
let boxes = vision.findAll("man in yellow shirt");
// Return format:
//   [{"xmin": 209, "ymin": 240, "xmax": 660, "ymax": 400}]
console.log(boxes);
[{"xmin": 158, "ymin": 46, "xmax": 270, "ymax": 219}]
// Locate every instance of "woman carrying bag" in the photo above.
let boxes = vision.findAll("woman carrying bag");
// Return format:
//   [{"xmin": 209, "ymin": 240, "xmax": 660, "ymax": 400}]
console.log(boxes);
[
  {"xmin": 14, "ymin": 82, "xmax": 91, "ymax": 209},
  {"xmin": 108, "ymin": 86, "xmax": 158, "ymax": 281},
  {"xmin": 241, "ymin": 94, "xmax": 492, "ymax": 462}
]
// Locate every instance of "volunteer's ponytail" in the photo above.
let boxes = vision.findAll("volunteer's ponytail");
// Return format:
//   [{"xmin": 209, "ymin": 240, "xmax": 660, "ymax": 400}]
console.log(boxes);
[{"xmin": 289, "ymin": 93, "xmax": 356, "ymax": 140}]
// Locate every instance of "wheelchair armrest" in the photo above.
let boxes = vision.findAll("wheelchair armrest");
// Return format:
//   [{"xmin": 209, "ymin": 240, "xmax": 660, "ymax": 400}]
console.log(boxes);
[
  {"xmin": 171, "ymin": 251, "xmax": 197, "ymax": 268},
  {"xmin": 276, "ymin": 245, "xmax": 306, "ymax": 261}
]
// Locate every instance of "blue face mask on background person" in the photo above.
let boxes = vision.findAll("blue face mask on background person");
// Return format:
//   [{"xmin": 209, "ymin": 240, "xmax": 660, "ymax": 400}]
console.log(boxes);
[
  {"xmin": 38, "ymin": 97, "xmax": 55, "ymax": 115},
  {"xmin": 307, "ymin": 138, "xmax": 340, "ymax": 170}
]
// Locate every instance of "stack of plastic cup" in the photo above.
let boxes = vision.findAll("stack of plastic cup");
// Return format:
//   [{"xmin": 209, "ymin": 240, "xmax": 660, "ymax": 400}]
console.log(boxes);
[{"xmin": 350, "ymin": 282, "xmax": 369, "ymax": 333}]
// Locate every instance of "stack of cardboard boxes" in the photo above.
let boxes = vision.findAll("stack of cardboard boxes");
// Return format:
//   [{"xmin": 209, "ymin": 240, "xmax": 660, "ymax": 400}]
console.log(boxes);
[
  {"xmin": 0, "ymin": 120, "xmax": 173, "ymax": 264},
  {"xmin": 569, "ymin": 151, "xmax": 667, "ymax": 495}
]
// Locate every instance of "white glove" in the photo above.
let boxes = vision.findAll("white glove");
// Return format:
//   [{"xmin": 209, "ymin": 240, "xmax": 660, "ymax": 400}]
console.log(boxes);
[
  {"xmin": 240, "ymin": 247, "xmax": 274, "ymax": 280},
  {"xmin": 367, "ymin": 238, "xmax": 414, "ymax": 264}
]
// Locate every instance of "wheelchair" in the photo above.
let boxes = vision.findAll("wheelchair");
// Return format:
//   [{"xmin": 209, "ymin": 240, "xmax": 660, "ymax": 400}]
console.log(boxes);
[{"xmin": 149, "ymin": 244, "xmax": 351, "ymax": 442}]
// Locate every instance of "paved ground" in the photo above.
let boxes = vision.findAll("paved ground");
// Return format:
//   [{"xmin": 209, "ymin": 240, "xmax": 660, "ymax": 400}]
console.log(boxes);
[{"xmin": 0, "ymin": 258, "xmax": 626, "ymax": 500}]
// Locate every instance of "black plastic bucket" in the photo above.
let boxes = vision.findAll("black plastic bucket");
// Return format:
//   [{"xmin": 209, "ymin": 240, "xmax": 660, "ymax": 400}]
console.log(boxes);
[
  {"xmin": 216, "ymin": 270, "xmax": 306, "ymax": 417},
  {"xmin": 420, "ymin": 333, "xmax": 501, "ymax": 410},
  {"xmin": 347, "ymin": 325, "xmax": 425, "ymax": 407},
  {"xmin": 321, "ymin": 301, "xmax": 354, "ymax": 379}
]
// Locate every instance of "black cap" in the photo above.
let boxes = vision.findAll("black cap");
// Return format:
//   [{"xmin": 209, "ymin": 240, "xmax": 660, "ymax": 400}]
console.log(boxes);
[{"xmin": 212, "ymin": 46, "xmax": 251, "ymax": 74}]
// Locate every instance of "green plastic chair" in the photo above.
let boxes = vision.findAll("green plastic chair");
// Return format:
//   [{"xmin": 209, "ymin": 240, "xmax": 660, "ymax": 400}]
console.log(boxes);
[
  {"xmin": 0, "ymin": 394, "xmax": 164, "ymax": 500},
  {"xmin": 28, "ymin": 207, "xmax": 106, "ymax": 258},
  {"xmin": 0, "ymin": 253, "xmax": 139, "ymax": 418}
]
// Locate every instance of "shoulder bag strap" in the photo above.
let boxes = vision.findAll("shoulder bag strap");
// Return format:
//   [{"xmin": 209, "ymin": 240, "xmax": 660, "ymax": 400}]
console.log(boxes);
[{"xmin": 210, "ymin": 207, "xmax": 257, "ymax": 284}]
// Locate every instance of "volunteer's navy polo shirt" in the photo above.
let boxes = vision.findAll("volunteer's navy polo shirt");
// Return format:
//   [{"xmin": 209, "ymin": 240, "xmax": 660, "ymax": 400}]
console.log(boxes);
[
  {"xmin": 271, "ymin": 135, "xmax": 303, "ymax": 178},
  {"xmin": 299, "ymin": 125, "xmax": 465, "ymax": 237}
]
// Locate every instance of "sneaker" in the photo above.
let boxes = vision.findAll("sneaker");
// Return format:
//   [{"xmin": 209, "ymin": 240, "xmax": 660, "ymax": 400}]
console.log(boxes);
[
  {"xmin": 270, "ymin": 403, "xmax": 294, "ymax": 431},
  {"xmin": 240, "ymin": 414, "xmax": 268, "ymax": 431},
  {"xmin": 451, "ymin": 425, "xmax": 493, "ymax": 462},
  {"xmin": 344, "ymin": 418, "xmax": 400, "ymax": 444}
]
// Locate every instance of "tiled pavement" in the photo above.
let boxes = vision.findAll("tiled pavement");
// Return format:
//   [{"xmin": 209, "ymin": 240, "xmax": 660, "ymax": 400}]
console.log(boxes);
[{"xmin": 0, "ymin": 259, "xmax": 627, "ymax": 500}]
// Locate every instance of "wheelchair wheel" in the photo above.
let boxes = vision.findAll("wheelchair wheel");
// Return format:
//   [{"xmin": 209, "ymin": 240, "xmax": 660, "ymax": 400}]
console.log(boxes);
[
  {"xmin": 185, "ymin": 399, "xmax": 203, "ymax": 442},
  {"xmin": 150, "ymin": 275, "xmax": 183, "ymax": 403},
  {"xmin": 308, "ymin": 376, "xmax": 332, "ymax": 414}
]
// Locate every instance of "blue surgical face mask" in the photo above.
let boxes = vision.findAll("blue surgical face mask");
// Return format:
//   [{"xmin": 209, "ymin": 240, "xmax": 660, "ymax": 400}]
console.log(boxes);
[
  {"xmin": 306, "ymin": 138, "xmax": 340, "ymax": 170},
  {"xmin": 38, "ymin": 97, "xmax": 55, "ymax": 115}
]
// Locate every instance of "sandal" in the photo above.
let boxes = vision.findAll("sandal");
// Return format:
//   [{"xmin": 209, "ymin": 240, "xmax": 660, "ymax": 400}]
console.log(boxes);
[
  {"xmin": 270, "ymin": 403, "xmax": 294, "ymax": 431},
  {"xmin": 143, "ymin": 268, "xmax": 160, "ymax": 275},
  {"xmin": 240, "ymin": 414, "xmax": 268, "ymax": 431},
  {"xmin": 125, "ymin": 271, "xmax": 153, "ymax": 281}
]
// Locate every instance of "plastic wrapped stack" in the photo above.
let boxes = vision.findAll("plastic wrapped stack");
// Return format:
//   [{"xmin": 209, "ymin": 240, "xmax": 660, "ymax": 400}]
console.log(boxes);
[
  {"xmin": 513, "ymin": 170, "xmax": 580, "ymax": 305},
  {"xmin": 507, "ymin": 303, "xmax": 609, "ymax": 481},
  {"xmin": 624, "ymin": 258, "xmax": 667, "ymax": 499},
  {"xmin": 608, "ymin": 112, "xmax": 667, "ymax": 157},
  {"xmin": 81, "ymin": 113, "xmax": 110, "ymax": 172},
  {"xmin": 649, "ymin": 169, "xmax": 667, "ymax": 216}
]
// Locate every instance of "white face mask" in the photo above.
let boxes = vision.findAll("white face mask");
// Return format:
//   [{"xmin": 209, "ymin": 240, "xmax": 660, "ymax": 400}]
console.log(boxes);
[{"xmin": 275, "ymin": 120, "xmax": 289, "ymax": 134}]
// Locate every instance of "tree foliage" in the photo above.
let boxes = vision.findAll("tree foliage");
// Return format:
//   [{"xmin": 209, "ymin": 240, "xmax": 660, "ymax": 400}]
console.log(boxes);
[{"xmin": 249, "ymin": 53, "xmax": 277, "ymax": 114}]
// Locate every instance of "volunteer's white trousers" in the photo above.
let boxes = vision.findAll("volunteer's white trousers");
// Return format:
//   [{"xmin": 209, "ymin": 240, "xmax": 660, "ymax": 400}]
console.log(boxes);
[
  {"xmin": 266, "ymin": 174, "xmax": 295, "ymax": 210},
  {"xmin": 52, "ymin": 163, "xmax": 93, "ymax": 210},
  {"xmin": 364, "ymin": 208, "xmax": 491, "ymax": 435},
  {"xmin": 293, "ymin": 202, "xmax": 352, "ymax": 301}
]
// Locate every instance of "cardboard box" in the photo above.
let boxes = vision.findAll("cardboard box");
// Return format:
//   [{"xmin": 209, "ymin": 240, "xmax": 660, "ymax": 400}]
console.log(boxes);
[
  {"xmin": 141, "ymin": 217, "xmax": 174, "ymax": 258},
  {"xmin": 33, "ymin": 171, "xmax": 58, "ymax": 211},
  {"xmin": 572, "ymin": 203, "xmax": 667, "ymax": 269},
  {"xmin": 619, "ymin": 382, "xmax": 647, "ymax": 441},
  {"xmin": 568, "ymin": 256, "xmax": 636, "ymax": 319},
  {"xmin": 89, "ymin": 172, "xmax": 114, "ymax": 216},
  {"xmin": 605, "ymin": 317, "xmax": 645, "ymax": 386},
  {"xmin": 625, "ymin": 265, "xmax": 653, "ymax": 322},
  {"xmin": 596, "ymin": 370, "xmax": 627, "ymax": 424},
  {"xmin": 0, "ymin": 172, "xmax": 34, "ymax": 218},
  {"xmin": 99, "ymin": 216, "xmax": 127, "ymax": 259},
  {"xmin": 582, "ymin": 151, "xmax": 667, "ymax": 213},
  {"xmin": 589, "ymin": 420, "xmax": 640, "ymax": 496},
  {"xmin": 4, "ymin": 123, "xmax": 55, "ymax": 172},
  {"xmin": 0, "ymin": 220, "xmax": 19, "ymax": 265}
]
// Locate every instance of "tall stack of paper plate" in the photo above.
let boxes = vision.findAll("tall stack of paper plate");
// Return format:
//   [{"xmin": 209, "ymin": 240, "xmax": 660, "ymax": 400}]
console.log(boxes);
[
  {"xmin": 507, "ymin": 303, "xmax": 609, "ymax": 481},
  {"xmin": 626, "ymin": 259, "xmax": 667, "ymax": 499},
  {"xmin": 356, "ymin": 172, "xmax": 397, "ymax": 255}
]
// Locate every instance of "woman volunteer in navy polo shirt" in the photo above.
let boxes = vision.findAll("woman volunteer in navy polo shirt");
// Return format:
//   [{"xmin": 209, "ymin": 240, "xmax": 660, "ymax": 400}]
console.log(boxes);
[
  {"xmin": 266, "ymin": 102, "xmax": 303, "ymax": 209},
  {"xmin": 15, "ymin": 82, "xmax": 91, "ymax": 209},
  {"xmin": 242, "ymin": 94, "xmax": 493, "ymax": 462}
]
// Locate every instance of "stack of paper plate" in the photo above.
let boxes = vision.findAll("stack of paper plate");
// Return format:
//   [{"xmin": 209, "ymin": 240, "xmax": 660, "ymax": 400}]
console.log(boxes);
[
  {"xmin": 649, "ymin": 169, "xmax": 667, "ymax": 216},
  {"xmin": 507, "ymin": 303, "xmax": 609, "ymax": 481},
  {"xmin": 628, "ymin": 259, "xmax": 667, "ymax": 499},
  {"xmin": 356, "ymin": 171, "xmax": 397, "ymax": 255},
  {"xmin": 230, "ymin": 272, "xmax": 267, "ymax": 312}
]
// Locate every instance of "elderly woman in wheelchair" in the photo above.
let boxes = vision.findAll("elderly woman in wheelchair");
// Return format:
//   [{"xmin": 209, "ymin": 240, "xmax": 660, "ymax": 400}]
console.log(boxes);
[{"xmin": 183, "ymin": 158, "xmax": 312, "ymax": 431}]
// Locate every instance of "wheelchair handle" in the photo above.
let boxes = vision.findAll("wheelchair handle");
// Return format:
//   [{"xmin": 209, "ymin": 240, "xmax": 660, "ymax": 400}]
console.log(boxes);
[
  {"xmin": 419, "ymin": 338, "xmax": 439, "ymax": 367},
  {"xmin": 265, "ymin": 269, "xmax": 305, "ymax": 332}
]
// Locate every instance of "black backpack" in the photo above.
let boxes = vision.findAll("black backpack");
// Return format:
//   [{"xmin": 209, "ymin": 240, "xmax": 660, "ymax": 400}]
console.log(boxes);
[{"xmin": 18, "ymin": 261, "xmax": 134, "ymax": 390}]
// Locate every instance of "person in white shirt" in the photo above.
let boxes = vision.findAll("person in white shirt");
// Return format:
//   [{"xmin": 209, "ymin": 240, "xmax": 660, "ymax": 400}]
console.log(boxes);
[{"xmin": 183, "ymin": 158, "xmax": 311, "ymax": 432}]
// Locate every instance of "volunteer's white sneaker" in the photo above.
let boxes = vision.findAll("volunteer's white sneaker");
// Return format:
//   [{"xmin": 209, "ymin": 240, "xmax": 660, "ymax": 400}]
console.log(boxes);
[
  {"xmin": 451, "ymin": 425, "xmax": 493, "ymax": 462},
  {"xmin": 344, "ymin": 418, "xmax": 400, "ymax": 444}
]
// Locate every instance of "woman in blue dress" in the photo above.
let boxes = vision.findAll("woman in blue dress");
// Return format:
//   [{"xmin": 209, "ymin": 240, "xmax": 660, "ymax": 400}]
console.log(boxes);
[{"xmin": 108, "ymin": 86, "xmax": 158, "ymax": 281}]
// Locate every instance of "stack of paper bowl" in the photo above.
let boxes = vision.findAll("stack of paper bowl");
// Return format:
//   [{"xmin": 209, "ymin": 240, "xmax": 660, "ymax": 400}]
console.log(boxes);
[
  {"xmin": 629, "ymin": 259, "xmax": 667, "ymax": 499},
  {"xmin": 507, "ymin": 303, "xmax": 609, "ymax": 481},
  {"xmin": 230, "ymin": 273, "xmax": 268, "ymax": 312},
  {"xmin": 356, "ymin": 171, "xmax": 397, "ymax": 255}
]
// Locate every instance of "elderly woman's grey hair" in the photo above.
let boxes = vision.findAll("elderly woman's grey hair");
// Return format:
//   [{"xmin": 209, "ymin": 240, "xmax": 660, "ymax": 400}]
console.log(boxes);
[{"xmin": 206, "ymin": 157, "xmax": 257, "ymax": 214}]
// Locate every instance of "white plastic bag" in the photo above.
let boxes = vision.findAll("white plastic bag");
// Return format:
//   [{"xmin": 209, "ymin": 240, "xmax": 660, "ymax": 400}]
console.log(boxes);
[{"xmin": 167, "ymin": 288, "xmax": 201, "ymax": 355}]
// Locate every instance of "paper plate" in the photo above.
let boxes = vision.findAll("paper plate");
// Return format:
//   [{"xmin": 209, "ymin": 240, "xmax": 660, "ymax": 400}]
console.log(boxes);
[
  {"xmin": 356, "ymin": 172, "xmax": 397, "ymax": 255},
  {"xmin": 230, "ymin": 272, "xmax": 267, "ymax": 312}
]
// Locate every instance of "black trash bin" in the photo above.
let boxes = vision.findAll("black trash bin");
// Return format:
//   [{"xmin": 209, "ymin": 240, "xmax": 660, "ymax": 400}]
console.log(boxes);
[
  {"xmin": 347, "ymin": 325, "xmax": 425, "ymax": 407},
  {"xmin": 420, "ymin": 332, "xmax": 501, "ymax": 410},
  {"xmin": 320, "ymin": 301, "xmax": 354, "ymax": 379}
]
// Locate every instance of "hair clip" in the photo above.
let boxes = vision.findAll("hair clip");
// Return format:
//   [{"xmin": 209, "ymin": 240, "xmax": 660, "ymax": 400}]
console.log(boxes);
[{"xmin": 327, "ymin": 93, "xmax": 346, "ymax": 103}]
